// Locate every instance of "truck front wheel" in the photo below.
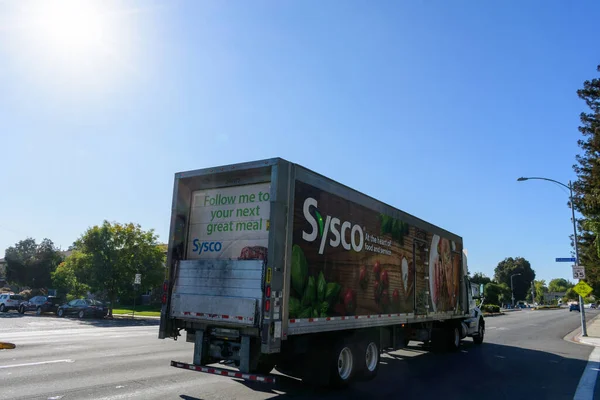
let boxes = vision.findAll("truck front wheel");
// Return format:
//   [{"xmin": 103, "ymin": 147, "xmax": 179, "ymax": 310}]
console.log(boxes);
[
  {"xmin": 447, "ymin": 326, "xmax": 461, "ymax": 351},
  {"xmin": 473, "ymin": 320, "xmax": 484, "ymax": 345}
]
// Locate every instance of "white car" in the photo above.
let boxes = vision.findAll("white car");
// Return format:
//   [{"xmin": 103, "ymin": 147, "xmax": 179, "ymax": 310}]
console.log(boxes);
[{"xmin": 0, "ymin": 293, "xmax": 25, "ymax": 312}]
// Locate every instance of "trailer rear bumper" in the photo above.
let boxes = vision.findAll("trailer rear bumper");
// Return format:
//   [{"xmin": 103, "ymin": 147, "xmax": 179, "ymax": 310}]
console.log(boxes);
[{"xmin": 170, "ymin": 361, "xmax": 276, "ymax": 383}]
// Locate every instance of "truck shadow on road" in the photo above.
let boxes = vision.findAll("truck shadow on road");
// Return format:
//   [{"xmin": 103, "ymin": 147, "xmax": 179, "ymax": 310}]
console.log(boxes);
[{"xmin": 179, "ymin": 340, "xmax": 590, "ymax": 400}]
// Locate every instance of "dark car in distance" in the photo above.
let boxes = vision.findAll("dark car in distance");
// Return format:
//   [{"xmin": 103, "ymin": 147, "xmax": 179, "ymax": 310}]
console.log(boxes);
[
  {"xmin": 570, "ymin": 303, "xmax": 581, "ymax": 312},
  {"xmin": 57, "ymin": 299, "xmax": 108, "ymax": 319},
  {"xmin": 19, "ymin": 296, "xmax": 61, "ymax": 315}
]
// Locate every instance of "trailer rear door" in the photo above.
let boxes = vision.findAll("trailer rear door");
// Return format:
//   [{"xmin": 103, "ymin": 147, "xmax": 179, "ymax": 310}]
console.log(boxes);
[{"xmin": 170, "ymin": 182, "xmax": 271, "ymax": 327}]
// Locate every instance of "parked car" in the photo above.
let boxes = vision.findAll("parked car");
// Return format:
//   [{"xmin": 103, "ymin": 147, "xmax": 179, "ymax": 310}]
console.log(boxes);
[
  {"xmin": 19, "ymin": 295, "xmax": 62, "ymax": 315},
  {"xmin": 0, "ymin": 293, "xmax": 25, "ymax": 312},
  {"xmin": 570, "ymin": 303, "xmax": 581, "ymax": 312},
  {"xmin": 57, "ymin": 299, "xmax": 108, "ymax": 319}
]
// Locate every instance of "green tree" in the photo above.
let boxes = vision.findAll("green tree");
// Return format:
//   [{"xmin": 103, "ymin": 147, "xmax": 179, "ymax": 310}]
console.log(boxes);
[
  {"xmin": 71, "ymin": 221, "xmax": 165, "ymax": 316},
  {"xmin": 470, "ymin": 272, "xmax": 492, "ymax": 286},
  {"xmin": 483, "ymin": 282, "xmax": 511, "ymax": 306},
  {"xmin": 4, "ymin": 238, "xmax": 63, "ymax": 288},
  {"xmin": 534, "ymin": 280, "xmax": 548, "ymax": 304},
  {"xmin": 564, "ymin": 288, "xmax": 580, "ymax": 302},
  {"xmin": 548, "ymin": 278, "xmax": 573, "ymax": 293},
  {"xmin": 494, "ymin": 257, "xmax": 535, "ymax": 302},
  {"xmin": 51, "ymin": 251, "xmax": 90, "ymax": 300},
  {"xmin": 573, "ymin": 65, "xmax": 600, "ymax": 297}
]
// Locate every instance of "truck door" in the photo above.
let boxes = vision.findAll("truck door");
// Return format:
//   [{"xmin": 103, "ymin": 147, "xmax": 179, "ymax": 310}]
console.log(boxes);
[{"xmin": 413, "ymin": 236, "xmax": 429, "ymax": 316}]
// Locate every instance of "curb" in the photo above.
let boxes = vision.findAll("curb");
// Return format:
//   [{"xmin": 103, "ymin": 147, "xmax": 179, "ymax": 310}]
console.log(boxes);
[
  {"xmin": 564, "ymin": 313, "xmax": 600, "ymax": 345},
  {"xmin": 0, "ymin": 342, "xmax": 16, "ymax": 349},
  {"xmin": 109, "ymin": 314, "xmax": 160, "ymax": 321}
]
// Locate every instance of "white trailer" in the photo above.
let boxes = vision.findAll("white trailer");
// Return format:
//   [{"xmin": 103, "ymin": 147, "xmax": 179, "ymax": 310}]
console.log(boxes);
[{"xmin": 158, "ymin": 158, "xmax": 484, "ymax": 387}]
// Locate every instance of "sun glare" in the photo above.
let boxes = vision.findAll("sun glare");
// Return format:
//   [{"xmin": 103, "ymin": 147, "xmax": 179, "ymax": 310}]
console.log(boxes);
[
  {"xmin": 8, "ymin": 0, "xmax": 136, "ymax": 93},
  {"xmin": 39, "ymin": 1, "xmax": 106, "ymax": 55}
]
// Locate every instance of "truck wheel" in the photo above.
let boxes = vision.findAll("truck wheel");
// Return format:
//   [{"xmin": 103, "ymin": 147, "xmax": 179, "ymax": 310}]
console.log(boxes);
[
  {"xmin": 356, "ymin": 339, "xmax": 380, "ymax": 381},
  {"xmin": 447, "ymin": 325, "xmax": 461, "ymax": 351},
  {"xmin": 254, "ymin": 361, "xmax": 275, "ymax": 375},
  {"xmin": 473, "ymin": 320, "xmax": 485, "ymax": 345},
  {"xmin": 329, "ymin": 340, "xmax": 355, "ymax": 388},
  {"xmin": 0, "ymin": 304, "xmax": 5, "ymax": 313},
  {"xmin": 253, "ymin": 356, "xmax": 276, "ymax": 375}
]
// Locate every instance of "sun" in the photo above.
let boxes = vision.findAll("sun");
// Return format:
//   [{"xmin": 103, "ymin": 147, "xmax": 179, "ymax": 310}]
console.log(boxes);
[
  {"xmin": 7, "ymin": 0, "xmax": 135, "ymax": 93},
  {"xmin": 37, "ymin": 1, "xmax": 107, "ymax": 56}
]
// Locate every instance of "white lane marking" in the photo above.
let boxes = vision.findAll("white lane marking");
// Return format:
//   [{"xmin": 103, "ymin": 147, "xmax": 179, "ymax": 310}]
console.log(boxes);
[
  {"xmin": 0, "ymin": 359, "xmax": 74, "ymax": 369},
  {"xmin": 574, "ymin": 346, "xmax": 600, "ymax": 400},
  {"xmin": 47, "ymin": 396, "xmax": 63, "ymax": 400}
]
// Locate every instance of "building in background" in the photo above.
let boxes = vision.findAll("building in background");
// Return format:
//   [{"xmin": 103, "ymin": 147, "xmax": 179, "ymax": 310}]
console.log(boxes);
[{"xmin": 543, "ymin": 291, "xmax": 566, "ymax": 304}]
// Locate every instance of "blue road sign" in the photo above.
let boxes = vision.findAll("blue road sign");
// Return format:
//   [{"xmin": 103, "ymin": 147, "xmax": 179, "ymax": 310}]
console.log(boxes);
[{"xmin": 556, "ymin": 257, "xmax": 576, "ymax": 262}]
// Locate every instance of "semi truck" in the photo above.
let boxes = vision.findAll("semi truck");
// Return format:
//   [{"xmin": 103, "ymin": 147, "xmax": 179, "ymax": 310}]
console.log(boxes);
[{"xmin": 158, "ymin": 158, "xmax": 484, "ymax": 387}]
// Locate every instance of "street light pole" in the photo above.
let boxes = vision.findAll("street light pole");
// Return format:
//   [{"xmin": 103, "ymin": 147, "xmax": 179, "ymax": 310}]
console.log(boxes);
[
  {"xmin": 511, "ymin": 273, "xmax": 521, "ymax": 307},
  {"xmin": 517, "ymin": 177, "xmax": 588, "ymax": 336},
  {"xmin": 569, "ymin": 180, "xmax": 588, "ymax": 336}
]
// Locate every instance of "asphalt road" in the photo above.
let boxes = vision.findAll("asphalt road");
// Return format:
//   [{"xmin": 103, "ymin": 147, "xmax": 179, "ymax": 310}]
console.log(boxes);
[{"xmin": 0, "ymin": 308, "xmax": 598, "ymax": 400}]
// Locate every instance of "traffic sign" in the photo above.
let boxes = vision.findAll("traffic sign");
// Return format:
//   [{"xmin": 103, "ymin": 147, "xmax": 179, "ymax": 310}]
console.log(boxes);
[
  {"xmin": 573, "ymin": 266, "xmax": 586, "ymax": 280},
  {"xmin": 134, "ymin": 274, "xmax": 142, "ymax": 285},
  {"xmin": 573, "ymin": 281, "xmax": 593, "ymax": 298},
  {"xmin": 556, "ymin": 257, "xmax": 576, "ymax": 262}
]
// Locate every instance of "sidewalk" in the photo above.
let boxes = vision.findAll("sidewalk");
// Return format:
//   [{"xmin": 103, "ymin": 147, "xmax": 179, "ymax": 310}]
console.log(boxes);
[
  {"xmin": 570, "ymin": 313, "xmax": 600, "ymax": 400},
  {"xmin": 574, "ymin": 313, "xmax": 600, "ymax": 346}
]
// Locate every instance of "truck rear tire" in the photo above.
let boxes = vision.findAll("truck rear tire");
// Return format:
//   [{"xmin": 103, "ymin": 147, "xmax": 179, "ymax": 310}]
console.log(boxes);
[
  {"xmin": 253, "ymin": 358, "xmax": 276, "ymax": 375},
  {"xmin": 329, "ymin": 339, "xmax": 356, "ymax": 388},
  {"xmin": 356, "ymin": 339, "xmax": 380, "ymax": 381}
]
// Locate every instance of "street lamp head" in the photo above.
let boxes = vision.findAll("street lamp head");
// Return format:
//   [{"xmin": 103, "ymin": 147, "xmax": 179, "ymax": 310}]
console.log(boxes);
[{"xmin": 517, "ymin": 177, "xmax": 528, "ymax": 182}]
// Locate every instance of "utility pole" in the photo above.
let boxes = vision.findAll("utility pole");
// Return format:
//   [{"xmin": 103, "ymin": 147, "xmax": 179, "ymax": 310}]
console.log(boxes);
[
  {"xmin": 517, "ymin": 177, "xmax": 588, "ymax": 336},
  {"xmin": 531, "ymin": 281, "xmax": 535, "ymax": 305},
  {"xmin": 511, "ymin": 273, "xmax": 521, "ymax": 307}
]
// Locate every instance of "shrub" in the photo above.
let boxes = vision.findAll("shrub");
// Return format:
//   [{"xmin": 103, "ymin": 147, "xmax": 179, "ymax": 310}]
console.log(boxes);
[{"xmin": 482, "ymin": 304, "xmax": 500, "ymax": 313}]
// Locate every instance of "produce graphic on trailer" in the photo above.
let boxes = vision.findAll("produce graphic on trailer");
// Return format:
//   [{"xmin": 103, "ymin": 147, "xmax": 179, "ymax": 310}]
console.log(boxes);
[{"xmin": 291, "ymin": 180, "xmax": 462, "ymax": 317}]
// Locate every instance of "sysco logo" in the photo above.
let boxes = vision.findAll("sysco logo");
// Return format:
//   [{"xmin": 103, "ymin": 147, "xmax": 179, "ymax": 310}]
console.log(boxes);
[
  {"xmin": 302, "ymin": 197, "xmax": 364, "ymax": 255},
  {"xmin": 192, "ymin": 239, "xmax": 223, "ymax": 255}
]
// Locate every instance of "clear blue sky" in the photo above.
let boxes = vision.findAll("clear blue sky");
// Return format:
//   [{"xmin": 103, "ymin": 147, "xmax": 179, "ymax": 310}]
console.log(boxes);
[{"xmin": 1, "ymin": 1, "xmax": 599, "ymax": 284}]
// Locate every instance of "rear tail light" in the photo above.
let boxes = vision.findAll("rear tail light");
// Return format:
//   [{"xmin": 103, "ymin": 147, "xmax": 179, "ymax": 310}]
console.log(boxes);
[{"xmin": 161, "ymin": 280, "xmax": 169, "ymax": 304}]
